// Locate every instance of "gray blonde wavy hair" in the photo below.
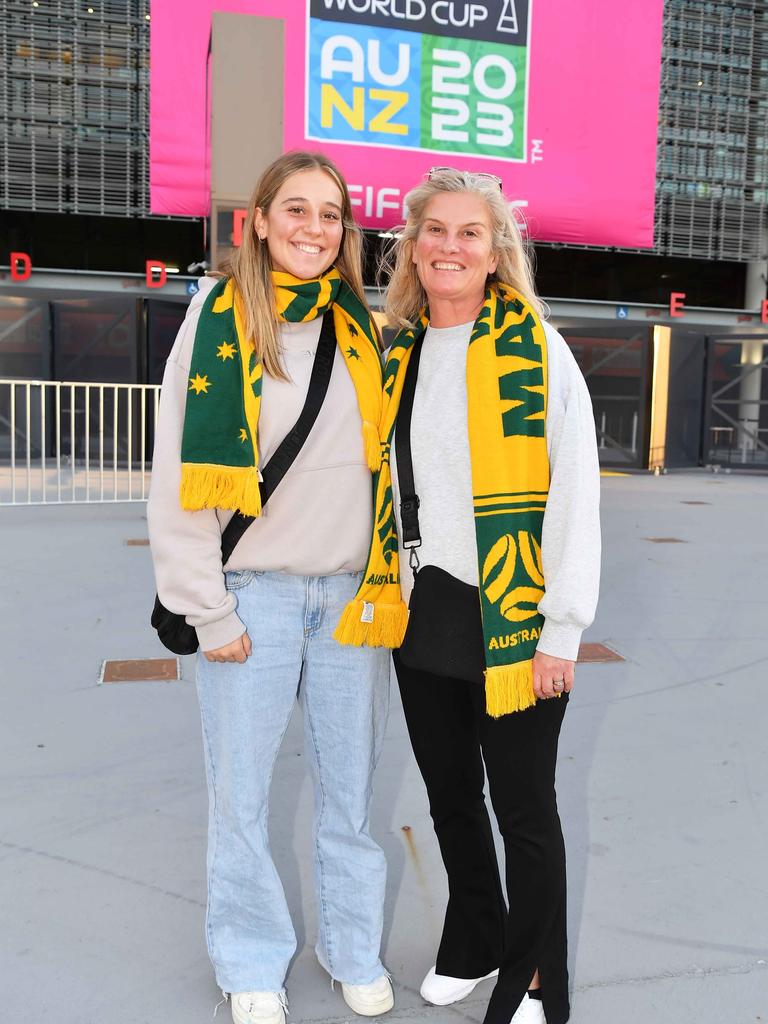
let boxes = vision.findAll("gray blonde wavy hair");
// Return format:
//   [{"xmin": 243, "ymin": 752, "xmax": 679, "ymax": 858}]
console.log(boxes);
[{"xmin": 383, "ymin": 169, "xmax": 546, "ymax": 329}]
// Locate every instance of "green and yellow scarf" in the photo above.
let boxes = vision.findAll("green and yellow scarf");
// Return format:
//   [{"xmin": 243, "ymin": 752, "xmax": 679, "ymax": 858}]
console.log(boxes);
[
  {"xmin": 335, "ymin": 284, "xmax": 550, "ymax": 717},
  {"xmin": 180, "ymin": 268, "xmax": 383, "ymax": 517}
]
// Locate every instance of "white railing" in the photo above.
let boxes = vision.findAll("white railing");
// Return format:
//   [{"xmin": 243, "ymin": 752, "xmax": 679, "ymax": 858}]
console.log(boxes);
[{"xmin": 0, "ymin": 379, "xmax": 161, "ymax": 505}]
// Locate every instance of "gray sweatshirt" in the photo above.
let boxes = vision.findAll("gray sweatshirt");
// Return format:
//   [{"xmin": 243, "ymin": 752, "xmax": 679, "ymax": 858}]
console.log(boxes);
[
  {"xmin": 390, "ymin": 319, "xmax": 601, "ymax": 662},
  {"xmin": 147, "ymin": 277, "xmax": 373, "ymax": 651}
]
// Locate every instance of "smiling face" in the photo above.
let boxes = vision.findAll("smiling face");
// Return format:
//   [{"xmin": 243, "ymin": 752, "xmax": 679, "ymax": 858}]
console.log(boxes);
[
  {"xmin": 254, "ymin": 168, "xmax": 344, "ymax": 279},
  {"xmin": 412, "ymin": 191, "xmax": 498, "ymax": 320}
]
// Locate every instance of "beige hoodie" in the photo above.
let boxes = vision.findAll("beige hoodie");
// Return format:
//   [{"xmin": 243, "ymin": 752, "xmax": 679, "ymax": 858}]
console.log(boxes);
[{"xmin": 147, "ymin": 277, "xmax": 373, "ymax": 651}]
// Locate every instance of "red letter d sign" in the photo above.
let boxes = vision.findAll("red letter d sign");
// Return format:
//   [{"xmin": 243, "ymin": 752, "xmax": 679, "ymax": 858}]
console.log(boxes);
[
  {"xmin": 146, "ymin": 260, "xmax": 167, "ymax": 288},
  {"xmin": 10, "ymin": 252, "xmax": 32, "ymax": 281}
]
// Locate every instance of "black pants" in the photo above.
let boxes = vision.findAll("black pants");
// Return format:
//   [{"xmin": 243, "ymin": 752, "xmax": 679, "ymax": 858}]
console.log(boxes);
[{"xmin": 394, "ymin": 651, "xmax": 570, "ymax": 1024}]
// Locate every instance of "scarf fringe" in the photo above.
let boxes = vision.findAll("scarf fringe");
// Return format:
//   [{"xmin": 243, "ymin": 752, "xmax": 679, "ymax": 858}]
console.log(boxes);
[
  {"xmin": 333, "ymin": 599, "xmax": 409, "ymax": 648},
  {"xmin": 362, "ymin": 420, "xmax": 381, "ymax": 472},
  {"xmin": 484, "ymin": 662, "xmax": 537, "ymax": 718},
  {"xmin": 180, "ymin": 464, "xmax": 263, "ymax": 517}
]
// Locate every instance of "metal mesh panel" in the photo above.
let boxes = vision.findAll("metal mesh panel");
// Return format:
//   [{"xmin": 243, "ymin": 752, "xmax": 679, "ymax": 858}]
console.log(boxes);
[
  {"xmin": 0, "ymin": 0, "xmax": 150, "ymax": 216},
  {"xmin": 655, "ymin": 0, "xmax": 768, "ymax": 260},
  {"xmin": 1, "ymin": 0, "xmax": 767, "ymax": 261}
]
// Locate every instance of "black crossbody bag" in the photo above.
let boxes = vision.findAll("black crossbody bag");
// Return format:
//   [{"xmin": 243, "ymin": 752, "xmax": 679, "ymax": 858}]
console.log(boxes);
[
  {"xmin": 395, "ymin": 334, "xmax": 486, "ymax": 684},
  {"xmin": 151, "ymin": 312, "xmax": 337, "ymax": 656}
]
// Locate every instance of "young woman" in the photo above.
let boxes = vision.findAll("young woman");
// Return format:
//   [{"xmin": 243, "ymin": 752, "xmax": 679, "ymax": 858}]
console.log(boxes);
[
  {"xmin": 148, "ymin": 151, "xmax": 394, "ymax": 1024},
  {"xmin": 339, "ymin": 168, "xmax": 601, "ymax": 1024}
]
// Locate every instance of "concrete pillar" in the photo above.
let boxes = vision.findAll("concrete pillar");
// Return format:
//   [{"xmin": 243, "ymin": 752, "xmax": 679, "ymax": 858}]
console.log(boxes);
[
  {"xmin": 209, "ymin": 13, "xmax": 285, "ymax": 269},
  {"xmin": 738, "ymin": 228, "xmax": 768, "ymax": 458},
  {"xmin": 744, "ymin": 234, "xmax": 768, "ymax": 311}
]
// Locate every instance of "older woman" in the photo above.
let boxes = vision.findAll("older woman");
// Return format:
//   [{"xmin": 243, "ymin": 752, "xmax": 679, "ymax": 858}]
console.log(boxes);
[{"xmin": 336, "ymin": 168, "xmax": 600, "ymax": 1024}]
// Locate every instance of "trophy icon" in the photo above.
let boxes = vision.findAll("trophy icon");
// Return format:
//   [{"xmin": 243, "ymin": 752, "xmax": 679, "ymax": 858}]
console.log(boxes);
[{"xmin": 497, "ymin": 0, "xmax": 518, "ymax": 34}]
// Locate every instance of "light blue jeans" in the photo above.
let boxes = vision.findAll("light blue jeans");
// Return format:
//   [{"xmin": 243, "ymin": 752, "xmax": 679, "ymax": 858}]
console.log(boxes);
[{"xmin": 196, "ymin": 570, "xmax": 390, "ymax": 995}]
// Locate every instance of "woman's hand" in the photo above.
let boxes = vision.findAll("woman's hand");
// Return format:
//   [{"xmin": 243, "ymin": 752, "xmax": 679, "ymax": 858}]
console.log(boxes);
[
  {"xmin": 203, "ymin": 633, "xmax": 252, "ymax": 664},
  {"xmin": 533, "ymin": 650, "xmax": 575, "ymax": 699}
]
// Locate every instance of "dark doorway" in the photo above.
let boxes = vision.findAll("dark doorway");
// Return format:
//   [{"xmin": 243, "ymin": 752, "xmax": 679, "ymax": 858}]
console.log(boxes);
[{"xmin": 557, "ymin": 324, "xmax": 652, "ymax": 468}]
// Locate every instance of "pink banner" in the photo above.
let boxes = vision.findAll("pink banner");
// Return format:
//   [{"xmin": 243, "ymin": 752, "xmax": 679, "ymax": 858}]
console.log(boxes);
[{"xmin": 150, "ymin": 0, "xmax": 663, "ymax": 248}]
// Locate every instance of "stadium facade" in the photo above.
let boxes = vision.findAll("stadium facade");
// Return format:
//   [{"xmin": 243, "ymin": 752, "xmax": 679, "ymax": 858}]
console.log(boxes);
[{"xmin": 1, "ymin": 0, "xmax": 767, "ymax": 470}]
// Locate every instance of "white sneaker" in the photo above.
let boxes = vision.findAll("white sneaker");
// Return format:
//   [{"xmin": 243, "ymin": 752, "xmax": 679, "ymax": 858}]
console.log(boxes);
[
  {"xmin": 230, "ymin": 990, "xmax": 286, "ymax": 1024},
  {"xmin": 510, "ymin": 992, "xmax": 546, "ymax": 1024},
  {"xmin": 420, "ymin": 965, "xmax": 500, "ymax": 1005},
  {"xmin": 341, "ymin": 974, "xmax": 394, "ymax": 1016}
]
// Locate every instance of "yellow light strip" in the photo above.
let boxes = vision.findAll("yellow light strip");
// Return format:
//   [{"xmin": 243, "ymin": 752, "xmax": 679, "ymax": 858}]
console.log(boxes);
[{"xmin": 649, "ymin": 326, "xmax": 671, "ymax": 470}]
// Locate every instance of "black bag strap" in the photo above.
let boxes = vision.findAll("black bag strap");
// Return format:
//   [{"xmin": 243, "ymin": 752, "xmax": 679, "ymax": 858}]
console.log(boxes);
[
  {"xmin": 394, "ymin": 332, "xmax": 426, "ymax": 559},
  {"xmin": 220, "ymin": 311, "xmax": 337, "ymax": 566}
]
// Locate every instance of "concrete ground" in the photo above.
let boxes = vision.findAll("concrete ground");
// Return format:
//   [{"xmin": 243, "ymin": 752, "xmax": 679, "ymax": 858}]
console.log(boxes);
[{"xmin": 1, "ymin": 471, "xmax": 766, "ymax": 1024}]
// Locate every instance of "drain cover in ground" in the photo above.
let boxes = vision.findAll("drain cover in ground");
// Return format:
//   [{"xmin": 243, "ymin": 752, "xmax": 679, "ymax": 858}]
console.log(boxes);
[
  {"xmin": 100, "ymin": 658, "xmax": 179, "ymax": 683},
  {"xmin": 644, "ymin": 536, "xmax": 686, "ymax": 543},
  {"xmin": 578, "ymin": 643, "xmax": 624, "ymax": 663}
]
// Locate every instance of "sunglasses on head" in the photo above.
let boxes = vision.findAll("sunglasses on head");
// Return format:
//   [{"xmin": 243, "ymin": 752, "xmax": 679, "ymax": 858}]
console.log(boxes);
[{"xmin": 427, "ymin": 166, "xmax": 503, "ymax": 189}]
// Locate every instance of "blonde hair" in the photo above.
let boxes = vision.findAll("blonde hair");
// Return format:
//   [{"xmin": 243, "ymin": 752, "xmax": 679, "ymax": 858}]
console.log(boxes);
[
  {"xmin": 221, "ymin": 151, "xmax": 372, "ymax": 381},
  {"xmin": 383, "ymin": 169, "xmax": 546, "ymax": 329}
]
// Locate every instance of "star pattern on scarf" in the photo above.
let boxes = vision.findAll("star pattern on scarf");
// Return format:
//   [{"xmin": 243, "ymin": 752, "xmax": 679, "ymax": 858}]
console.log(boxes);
[
  {"xmin": 189, "ymin": 372, "xmax": 211, "ymax": 395},
  {"xmin": 346, "ymin": 346, "xmax": 360, "ymax": 360},
  {"xmin": 217, "ymin": 342, "xmax": 236, "ymax": 361},
  {"xmin": 239, "ymin": 428, "xmax": 248, "ymax": 443}
]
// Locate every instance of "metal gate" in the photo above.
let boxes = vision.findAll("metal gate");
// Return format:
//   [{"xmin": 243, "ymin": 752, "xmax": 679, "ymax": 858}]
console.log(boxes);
[
  {"xmin": 704, "ymin": 334, "xmax": 768, "ymax": 469},
  {"xmin": 0, "ymin": 379, "xmax": 161, "ymax": 505}
]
